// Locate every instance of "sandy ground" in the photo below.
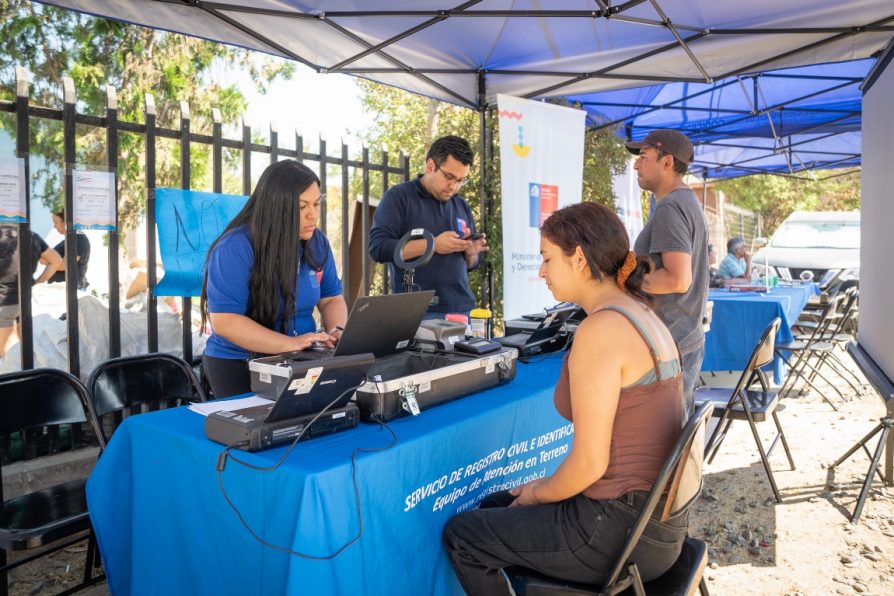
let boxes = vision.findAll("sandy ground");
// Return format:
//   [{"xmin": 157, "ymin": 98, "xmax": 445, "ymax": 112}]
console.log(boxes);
[
  {"xmin": 6, "ymin": 351, "xmax": 893, "ymax": 595},
  {"xmin": 695, "ymin": 364, "xmax": 894, "ymax": 596}
]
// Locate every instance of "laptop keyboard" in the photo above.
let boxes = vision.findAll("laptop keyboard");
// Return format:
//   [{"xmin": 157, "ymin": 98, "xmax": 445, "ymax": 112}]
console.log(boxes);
[{"xmin": 286, "ymin": 348, "xmax": 335, "ymax": 361}]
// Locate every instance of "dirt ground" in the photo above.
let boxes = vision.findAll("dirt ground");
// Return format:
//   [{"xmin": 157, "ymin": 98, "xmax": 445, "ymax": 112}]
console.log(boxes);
[{"xmin": 6, "ymin": 353, "xmax": 893, "ymax": 595}]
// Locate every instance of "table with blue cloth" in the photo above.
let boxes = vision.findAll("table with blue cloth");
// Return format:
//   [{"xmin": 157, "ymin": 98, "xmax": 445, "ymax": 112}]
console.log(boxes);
[
  {"xmin": 702, "ymin": 284, "xmax": 818, "ymax": 382},
  {"xmin": 86, "ymin": 354, "xmax": 574, "ymax": 596}
]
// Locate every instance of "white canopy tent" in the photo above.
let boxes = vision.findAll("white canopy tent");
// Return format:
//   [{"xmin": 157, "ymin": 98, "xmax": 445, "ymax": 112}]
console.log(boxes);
[{"xmin": 39, "ymin": 0, "xmax": 894, "ymax": 109}]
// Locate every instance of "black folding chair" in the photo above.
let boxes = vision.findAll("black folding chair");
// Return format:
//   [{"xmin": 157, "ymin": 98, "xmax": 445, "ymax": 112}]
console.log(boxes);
[
  {"xmin": 793, "ymin": 288, "xmax": 863, "ymax": 395},
  {"xmin": 696, "ymin": 318, "xmax": 795, "ymax": 503},
  {"xmin": 86, "ymin": 352, "xmax": 207, "ymax": 444},
  {"xmin": 775, "ymin": 293, "xmax": 847, "ymax": 410},
  {"xmin": 508, "ymin": 402, "xmax": 714, "ymax": 596},
  {"xmin": 0, "ymin": 369, "xmax": 105, "ymax": 596}
]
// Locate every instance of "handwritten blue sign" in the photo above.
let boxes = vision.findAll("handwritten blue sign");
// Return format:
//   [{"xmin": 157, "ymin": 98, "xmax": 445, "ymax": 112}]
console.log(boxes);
[{"xmin": 155, "ymin": 188, "xmax": 247, "ymax": 297}]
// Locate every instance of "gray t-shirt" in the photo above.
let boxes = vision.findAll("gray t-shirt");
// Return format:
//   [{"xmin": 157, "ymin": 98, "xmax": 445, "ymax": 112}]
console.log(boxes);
[{"xmin": 633, "ymin": 187, "xmax": 708, "ymax": 355}]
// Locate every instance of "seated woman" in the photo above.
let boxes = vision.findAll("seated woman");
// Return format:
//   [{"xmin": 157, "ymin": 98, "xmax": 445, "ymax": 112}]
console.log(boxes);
[
  {"xmin": 200, "ymin": 160, "xmax": 347, "ymax": 398},
  {"xmin": 443, "ymin": 202, "xmax": 688, "ymax": 595}
]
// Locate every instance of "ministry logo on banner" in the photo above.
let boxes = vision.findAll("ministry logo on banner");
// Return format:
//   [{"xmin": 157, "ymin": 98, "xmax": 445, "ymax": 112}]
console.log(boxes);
[
  {"xmin": 528, "ymin": 183, "xmax": 559, "ymax": 228},
  {"xmin": 498, "ymin": 94, "xmax": 585, "ymax": 320}
]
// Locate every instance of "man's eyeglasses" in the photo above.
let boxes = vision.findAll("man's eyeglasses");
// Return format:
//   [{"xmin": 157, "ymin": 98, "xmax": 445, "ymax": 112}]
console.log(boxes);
[{"xmin": 436, "ymin": 165, "xmax": 470, "ymax": 188}]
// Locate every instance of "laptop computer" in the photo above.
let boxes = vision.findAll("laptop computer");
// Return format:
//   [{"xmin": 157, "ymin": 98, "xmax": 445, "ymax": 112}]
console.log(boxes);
[
  {"xmin": 206, "ymin": 353, "xmax": 374, "ymax": 451},
  {"xmin": 497, "ymin": 307, "xmax": 575, "ymax": 356},
  {"xmin": 286, "ymin": 290, "xmax": 435, "ymax": 361}
]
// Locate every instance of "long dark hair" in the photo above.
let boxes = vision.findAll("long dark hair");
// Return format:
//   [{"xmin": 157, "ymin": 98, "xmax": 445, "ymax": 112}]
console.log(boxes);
[
  {"xmin": 200, "ymin": 160, "xmax": 321, "ymax": 334},
  {"xmin": 540, "ymin": 202, "xmax": 653, "ymax": 303}
]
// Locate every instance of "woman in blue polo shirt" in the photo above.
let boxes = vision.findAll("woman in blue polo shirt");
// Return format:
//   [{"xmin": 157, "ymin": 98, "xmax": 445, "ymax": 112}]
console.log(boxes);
[{"xmin": 200, "ymin": 160, "xmax": 347, "ymax": 398}]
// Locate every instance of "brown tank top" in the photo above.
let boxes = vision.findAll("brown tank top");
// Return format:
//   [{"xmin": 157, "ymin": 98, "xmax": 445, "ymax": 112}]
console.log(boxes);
[{"xmin": 553, "ymin": 305, "xmax": 685, "ymax": 501}]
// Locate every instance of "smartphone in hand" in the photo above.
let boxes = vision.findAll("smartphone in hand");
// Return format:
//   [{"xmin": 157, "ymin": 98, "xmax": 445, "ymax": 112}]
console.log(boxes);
[{"xmin": 467, "ymin": 233, "xmax": 484, "ymax": 241}]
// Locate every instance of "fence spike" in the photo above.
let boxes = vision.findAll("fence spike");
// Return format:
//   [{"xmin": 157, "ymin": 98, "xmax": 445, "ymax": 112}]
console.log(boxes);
[
  {"xmin": 63, "ymin": 77, "xmax": 76, "ymax": 104},
  {"xmin": 15, "ymin": 66, "xmax": 29, "ymax": 97},
  {"xmin": 105, "ymin": 85, "xmax": 117, "ymax": 110}
]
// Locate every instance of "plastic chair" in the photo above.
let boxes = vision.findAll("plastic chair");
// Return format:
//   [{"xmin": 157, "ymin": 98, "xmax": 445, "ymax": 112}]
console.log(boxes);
[
  {"xmin": 0, "ymin": 368, "xmax": 105, "ymax": 596},
  {"xmin": 86, "ymin": 352, "xmax": 207, "ymax": 444},
  {"xmin": 508, "ymin": 402, "xmax": 714, "ymax": 596},
  {"xmin": 696, "ymin": 318, "xmax": 795, "ymax": 503}
]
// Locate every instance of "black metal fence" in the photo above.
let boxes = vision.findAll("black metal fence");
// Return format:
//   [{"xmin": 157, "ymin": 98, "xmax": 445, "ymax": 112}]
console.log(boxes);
[{"xmin": 1, "ymin": 67, "xmax": 409, "ymax": 378}]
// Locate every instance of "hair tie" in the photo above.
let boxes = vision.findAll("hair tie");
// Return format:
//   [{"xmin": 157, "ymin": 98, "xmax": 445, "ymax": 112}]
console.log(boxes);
[{"xmin": 616, "ymin": 251, "xmax": 637, "ymax": 291}]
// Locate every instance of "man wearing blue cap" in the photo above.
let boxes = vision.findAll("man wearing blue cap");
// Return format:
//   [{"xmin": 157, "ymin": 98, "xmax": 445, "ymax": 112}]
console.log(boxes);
[{"xmin": 626, "ymin": 129, "xmax": 709, "ymax": 414}]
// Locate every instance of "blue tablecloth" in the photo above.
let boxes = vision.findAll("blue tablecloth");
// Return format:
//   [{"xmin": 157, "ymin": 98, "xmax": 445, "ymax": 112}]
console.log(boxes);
[
  {"xmin": 703, "ymin": 284, "xmax": 817, "ymax": 381},
  {"xmin": 86, "ymin": 354, "xmax": 573, "ymax": 596}
]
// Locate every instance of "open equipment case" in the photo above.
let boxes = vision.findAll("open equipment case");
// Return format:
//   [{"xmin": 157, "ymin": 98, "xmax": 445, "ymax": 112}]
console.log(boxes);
[{"xmin": 354, "ymin": 346, "xmax": 518, "ymax": 421}]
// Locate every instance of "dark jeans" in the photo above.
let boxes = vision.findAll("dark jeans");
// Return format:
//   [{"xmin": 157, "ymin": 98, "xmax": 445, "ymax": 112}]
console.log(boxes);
[
  {"xmin": 202, "ymin": 355, "xmax": 251, "ymax": 398},
  {"xmin": 442, "ymin": 490, "xmax": 689, "ymax": 596},
  {"xmin": 681, "ymin": 344, "xmax": 705, "ymax": 416}
]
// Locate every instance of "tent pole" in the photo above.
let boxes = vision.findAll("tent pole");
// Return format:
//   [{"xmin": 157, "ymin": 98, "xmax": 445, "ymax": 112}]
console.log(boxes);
[{"xmin": 477, "ymin": 70, "xmax": 493, "ymax": 314}]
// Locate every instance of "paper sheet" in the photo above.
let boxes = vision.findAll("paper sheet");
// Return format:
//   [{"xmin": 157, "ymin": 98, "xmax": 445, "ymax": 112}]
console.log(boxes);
[{"xmin": 188, "ymin": 395, "xmax": 273, "ymax": 417}]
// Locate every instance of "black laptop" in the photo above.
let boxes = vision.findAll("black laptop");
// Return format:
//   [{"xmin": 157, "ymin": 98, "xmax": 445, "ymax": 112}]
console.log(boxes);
[
  {"xmin": 205, "ymin": 353, "xmax": 375, "ymax": 451},
  {"xmin": 497, "ymin": 307, "xmax": 575, "ymax": 356},
  {"xmin": 287, "ymin": 291, "xmax": 435, "ymax": 361}
]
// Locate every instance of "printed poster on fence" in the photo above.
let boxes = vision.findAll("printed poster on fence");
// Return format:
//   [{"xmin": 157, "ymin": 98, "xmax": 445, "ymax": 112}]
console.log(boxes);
[
  {"xmin": 0, "ymin": 157, "xmax": 27, "ymax": 223},
  {"xmin": 155, "ymin": 188, "xmax": 248, "ymax": 297},
  {"xmin": 73, "ymin": 168, "xmax": 116, "ymax": 230},
  {"xmin": 497, "ymin": 94, "xmax": 585, "ymax": 320}
]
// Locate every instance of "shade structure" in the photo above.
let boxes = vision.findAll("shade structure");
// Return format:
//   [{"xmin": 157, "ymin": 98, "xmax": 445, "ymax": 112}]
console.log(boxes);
[
  {"xmin": 569, "ymin": 59, "xmax": 872, "ymax": 142},
  {"xmin": 564, "ymin": 58, "xmax": 874, "ymax": 178},
  {"xmin": 38, "ymin": 0, "xmax": 894, "ymax": 109},
  {"xmin": 691, "ymin": 131, "xmax": 862, "ymax": 179}
]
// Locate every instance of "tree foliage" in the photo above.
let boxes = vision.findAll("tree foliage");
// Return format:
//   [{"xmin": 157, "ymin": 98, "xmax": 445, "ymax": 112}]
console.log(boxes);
[
  {"xmin": 355, "ymin": 80, "xmax": 629, "ymax": 321},
  {"xmin": 0, "ymin": 0, "xmax": 293, "ymax": 228},
  {"xmin": 714, "ymin": 169, "xmax": 861, "ymax": 234}
]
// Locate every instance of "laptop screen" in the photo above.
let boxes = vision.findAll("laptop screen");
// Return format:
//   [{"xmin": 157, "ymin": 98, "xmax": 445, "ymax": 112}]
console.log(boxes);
[
  {"xmin": 333, "ymin": 291, "xmax": 435, "ymax": 358},
  {"xmin": 265, "ymin": 353, "xmax": 374, "ymax": 421}
]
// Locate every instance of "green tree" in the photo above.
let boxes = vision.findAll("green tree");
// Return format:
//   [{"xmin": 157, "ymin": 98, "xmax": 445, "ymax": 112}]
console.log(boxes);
[
  {"xmin": 0, "ymin": 0, "xmax": 293, "ymax": 228},
  {"xmin": 714, "ymin": 169, "xmax": 861, "ymax": 235},
  {"xmin": 355, "ymin": 80, "xmax": 628, "ymax": 323}
]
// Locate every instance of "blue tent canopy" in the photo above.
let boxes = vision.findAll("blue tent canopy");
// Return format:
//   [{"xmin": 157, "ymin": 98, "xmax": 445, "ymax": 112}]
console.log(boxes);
[
  {"xmin": 567, "ymin": 59, "xmax": 871, "ymax": 142},
  {"xmin": 692, "ymin": 131, "xmax": 861, "ymax": 179},
  {"xmin": 564, "ymin": 58, "xmax": 874, "ymax": 178}
]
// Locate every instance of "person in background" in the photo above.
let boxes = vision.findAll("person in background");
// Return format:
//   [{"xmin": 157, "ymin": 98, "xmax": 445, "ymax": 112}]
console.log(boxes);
[
  {"xmin": 708, "ymin": 243, "xmax": 723, "ymax": 288},
  {"xmin": 48, "ymin": 210, "xmax": 91, "ymax": 290},
  {"xmin": 718, "ymin": 236, "xmax": 752, "ymax": 280},
  {"xmin": 627, "ymin": 129, "xmax": 709, "ymax": 415},
  {"xmin": 443, "ymin": 202, "xmax": 687, "ymax": 595},
  {"xmin": 368, "ymin": 135, "xmax": 488, "ymax": 319},
  {"xmin": 0, "ymin": 225, "xmax": 63, "ymax": 359},
  {"xmin": 199, "ymin": 160, "xmax": 347, "ymax": 398}
]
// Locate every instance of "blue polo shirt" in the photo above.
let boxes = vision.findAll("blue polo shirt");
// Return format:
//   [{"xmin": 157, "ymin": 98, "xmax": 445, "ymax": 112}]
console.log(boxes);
[
  {"xmin": 204, "ymin": 226, "xmax": 342, "ymax": 360},
  {"xmin": 368, "ymin": 176, "xmax": 478, "ymax": 313},
  {"xmin": 718, "ymin": 253, "xmax": 747, "ymax": 279}
]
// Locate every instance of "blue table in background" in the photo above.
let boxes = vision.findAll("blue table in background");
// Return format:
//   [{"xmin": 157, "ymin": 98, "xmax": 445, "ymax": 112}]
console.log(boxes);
[
  {"xmin": 702, "ymin": 284, "xmax": 818, "ymax": 382},
  {"xmin": 86, "ymin": 355, "xmax": 572, "ymax": 596}
]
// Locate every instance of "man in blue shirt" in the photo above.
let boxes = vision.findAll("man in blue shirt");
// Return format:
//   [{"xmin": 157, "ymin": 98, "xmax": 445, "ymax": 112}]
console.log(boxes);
[
  {"xmin": 718, "ymin": 236, "xmax": 752, "ymax": 280},
  {"xmin": 369, "ymin": 136, "xmax": 488, "ymax": 316}
]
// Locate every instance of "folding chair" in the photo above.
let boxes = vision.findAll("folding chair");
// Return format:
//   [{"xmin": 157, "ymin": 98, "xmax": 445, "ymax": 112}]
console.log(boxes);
[
  {"xmin": 696, "ymin": 318, "xmax": 795, "ymax": 503},
  {"xmin": 508, "ymin": 402, "xmax": 714, "ymax": 596},
  {"xmin": 793, "ymin": 288, "xmax": 863, "ymax": 395},
  {"xmin": 86, "ymin": 352, "xmax": 207, "ymax": 444},
  {"xmin": 0, "ymin": 369, "xmax": 105, "ymax": 596},
  {"xmin": 775, "ymin": 293, "xmax": 847, "ymax": 410}
]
